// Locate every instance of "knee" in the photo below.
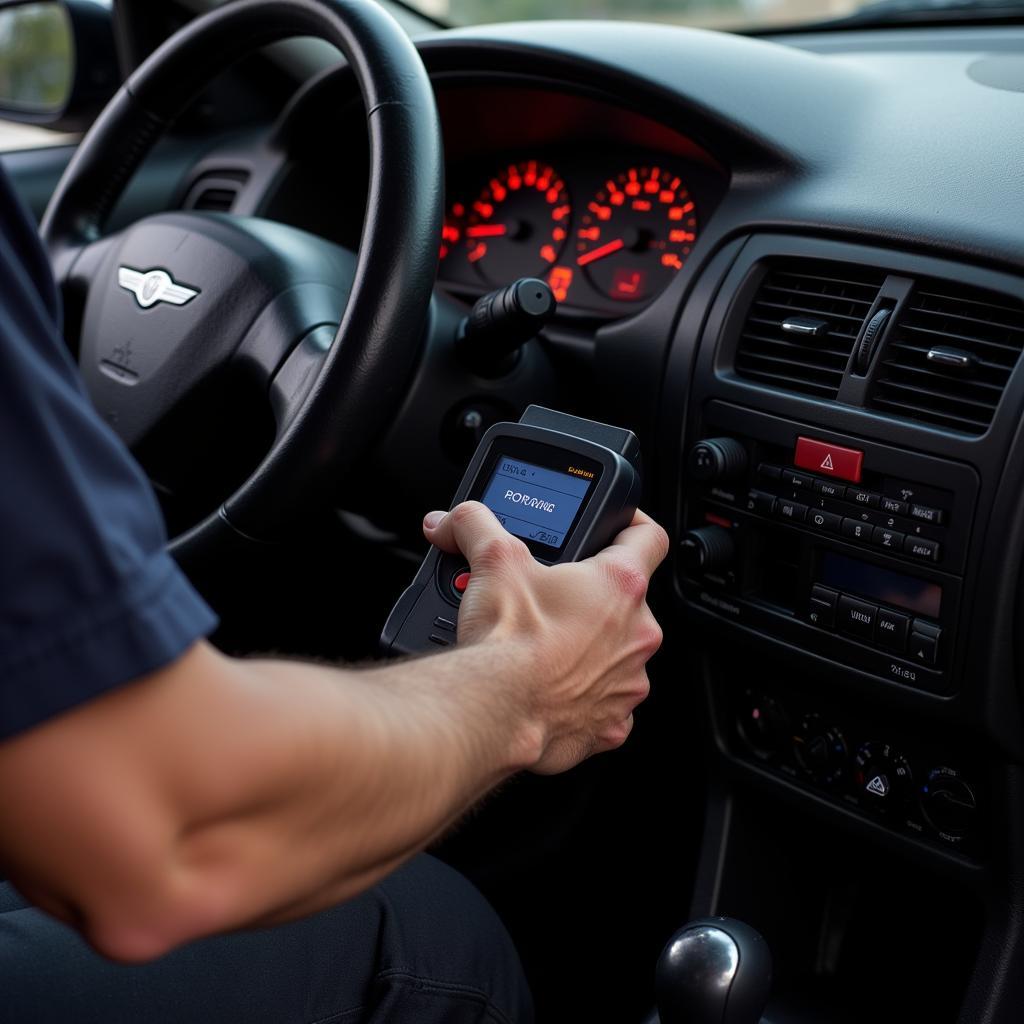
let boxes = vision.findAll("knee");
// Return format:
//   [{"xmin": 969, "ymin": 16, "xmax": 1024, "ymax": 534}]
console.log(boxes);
[{"xmin": 374, "ymin": 855, "xmax": 533, "ymax": 1022}]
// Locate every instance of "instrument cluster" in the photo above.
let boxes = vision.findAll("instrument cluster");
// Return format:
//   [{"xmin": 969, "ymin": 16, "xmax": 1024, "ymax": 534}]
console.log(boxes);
[{"xmin": 438, "ymin": 151, "xmax": 719, "ymax": 318}]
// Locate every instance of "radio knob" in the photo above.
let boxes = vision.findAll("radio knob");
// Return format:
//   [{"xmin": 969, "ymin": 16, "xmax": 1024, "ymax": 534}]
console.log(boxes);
[
  {"xmin": 688, "ymin": 437, "xmax": 748, "ymax": 483},
  {"xmin": 680, "ymin": 525, "xmax": 735, "ymax": 574},
  {"xmin": 921, "ymin": 767, "xmax": 977, "ymax": 842}
]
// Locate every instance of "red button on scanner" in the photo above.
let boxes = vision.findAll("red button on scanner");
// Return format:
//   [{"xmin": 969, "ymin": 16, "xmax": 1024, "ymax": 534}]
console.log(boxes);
[
  {"xmin": 794, "ymin": 437, "xmax": 863, "ymax": 483},
  {"xmin": 453, "ymin": 571, "xmax": 472, "ymax": 595}
]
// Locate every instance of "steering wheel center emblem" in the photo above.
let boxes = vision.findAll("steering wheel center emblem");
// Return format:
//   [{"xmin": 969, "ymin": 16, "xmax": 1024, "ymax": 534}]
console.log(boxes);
[{"xmin": 118, "ymin": 267, "xmax": 199, "ymax": 309}]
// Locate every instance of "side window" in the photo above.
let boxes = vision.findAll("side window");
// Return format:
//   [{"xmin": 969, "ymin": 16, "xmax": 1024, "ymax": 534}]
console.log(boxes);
[{"xmin": 0, "ymin": 123, "xmax": 77, "ymax": 155}]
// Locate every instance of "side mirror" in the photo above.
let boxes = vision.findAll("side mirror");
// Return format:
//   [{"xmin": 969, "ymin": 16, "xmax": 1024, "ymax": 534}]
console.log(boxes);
[{"xmin": 0, "ymin": 0, "xmax": 118, "ymax": 133}]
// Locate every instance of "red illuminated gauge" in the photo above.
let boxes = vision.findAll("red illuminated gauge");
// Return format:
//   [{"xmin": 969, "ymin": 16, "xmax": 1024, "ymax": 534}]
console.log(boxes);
[
  {"xmin": 576, "ymin": 167, "xmax": 698, "ymax": 302},
  {"xmin": 465, "ymin": 160, "xmax": 571, "ymax": 286},
  {"xmin": 439, "ymin": 201, "xmax": 466, "ymax": 261}
]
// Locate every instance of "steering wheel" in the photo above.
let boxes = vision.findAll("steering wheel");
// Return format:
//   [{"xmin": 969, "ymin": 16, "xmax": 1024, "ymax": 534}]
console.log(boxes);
[{"xmin": 40, "ymin": 0, "xmax": 442, "ymax": 566}]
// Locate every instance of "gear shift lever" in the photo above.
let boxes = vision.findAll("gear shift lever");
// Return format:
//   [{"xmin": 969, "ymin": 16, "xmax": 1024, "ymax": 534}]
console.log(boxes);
[{"xmin": 655, "ymin": 917, "xmax": 772, "ymax": 1024}]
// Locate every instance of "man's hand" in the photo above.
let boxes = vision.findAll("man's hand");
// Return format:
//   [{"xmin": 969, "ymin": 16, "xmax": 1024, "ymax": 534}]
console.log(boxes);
[{"xmin": 424, "ymin": 502, "xmax": 668, "ymax": 775}]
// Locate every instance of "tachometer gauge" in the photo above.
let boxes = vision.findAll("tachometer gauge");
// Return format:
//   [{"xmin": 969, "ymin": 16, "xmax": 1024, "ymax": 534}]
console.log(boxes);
[
  {"xmin": 576, "ymin": 167, "xmax": 697, "ymax": 302},
  {"xmin": 439, "ymin": 201, "xmax": 465, "ymax": 262},
  {"xmin": 465, "ymin": 160, "xmax": 571, "ymax": 286}
]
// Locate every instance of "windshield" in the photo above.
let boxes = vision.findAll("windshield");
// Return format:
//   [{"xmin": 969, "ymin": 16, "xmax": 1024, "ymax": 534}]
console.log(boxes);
[{"xmin": 406, "ymin": 0, "xmax": 1002, "ymax": 31}]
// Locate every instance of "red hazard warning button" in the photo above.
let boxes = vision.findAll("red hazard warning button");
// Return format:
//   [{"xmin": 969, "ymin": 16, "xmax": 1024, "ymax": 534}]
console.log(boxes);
[{"xmin": 794, "ymin": 437, "xmax": 863, "ymax": 483}]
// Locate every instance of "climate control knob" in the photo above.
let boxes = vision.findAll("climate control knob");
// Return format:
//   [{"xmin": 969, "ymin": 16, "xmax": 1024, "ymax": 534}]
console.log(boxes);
[
  {"xmin": 921, "ymin": 767, "xmax": 977, "ymax": 842},
  {"xmin": 737, "ymin": 690, "xmax": 791, "ymax": 761},
  {"xmin": 793, "ymin": 715, "xmax": 848, "ymax": 785},
  {"xmin": 688, "ymin": 437, "xmax": 748, "ymax": 483},
  {"xmin": 679, "ymin": 525, "xmax": 735, "ymax": 575},
  {"xmin": 853, "ymin": 741, "xmax": 913, "ymax": 816}
]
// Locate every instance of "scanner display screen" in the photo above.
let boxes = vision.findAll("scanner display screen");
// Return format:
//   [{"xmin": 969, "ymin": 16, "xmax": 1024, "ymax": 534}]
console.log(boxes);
[{"xmin": 481, "ymin": 455, "xmax": 594, "ymax": 550}]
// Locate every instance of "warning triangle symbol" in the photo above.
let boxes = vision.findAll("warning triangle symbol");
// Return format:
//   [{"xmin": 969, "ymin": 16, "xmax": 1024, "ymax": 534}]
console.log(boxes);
[
  {"xmin": 820, "ymin": 453, "xmax": 835, "ymax": 470},
  {"xmin": 866, "ymin": 775, "xmax": 888, "ymax": 797}
]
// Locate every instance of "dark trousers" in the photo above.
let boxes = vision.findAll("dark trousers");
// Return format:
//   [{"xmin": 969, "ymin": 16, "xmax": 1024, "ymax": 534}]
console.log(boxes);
[{"xmin": 0, "ymin": 855, "xmax": 534, "ymax": 1023}]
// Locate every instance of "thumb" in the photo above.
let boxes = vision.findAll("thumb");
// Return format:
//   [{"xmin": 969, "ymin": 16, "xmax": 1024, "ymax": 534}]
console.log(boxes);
[{"xmin": 423, "ymin": 501, "xmax": 518, "ymax": 567}]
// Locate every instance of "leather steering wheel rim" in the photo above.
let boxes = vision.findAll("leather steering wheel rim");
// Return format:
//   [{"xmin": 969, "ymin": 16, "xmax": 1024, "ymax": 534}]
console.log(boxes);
[{"xmin": 40, "ymin": 0, "xmax": 443, "ymax": 565}]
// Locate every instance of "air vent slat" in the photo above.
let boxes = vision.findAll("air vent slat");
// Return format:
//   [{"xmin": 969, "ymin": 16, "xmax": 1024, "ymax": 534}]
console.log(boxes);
[
  {"xmin": 770, "ymin": 271, "xmax": 881, "ymax": 295},
  {"xmin": 898, "ymin": 322, "xmax": 1022, "ymax": 361},
  {"xmin": 871, "ymin": 397, "xmax": 991, "ymax": 433},
  {"xmin": 880, "ymin": 358, "xmax": 1005, "ymax": 397},
  {"xmin": 740, "ymin": 331, "xmax": 854, "ymax": 362},
  {"xmin": 913, "ymin": 289, "xmax": 1024, "ymax": 320},
  {"xmin": 903, "ymin": 305, "xmax": 1024, "ymax": 338},
  {"xmin": 887, "ymin": 341, "xmax": 1010, "ymax": 378},
  {"xmin": 734, "ymin": 258, "xmax": 885, "ymax": 400},
  {"xmin": 733, "ymin": 368, "xmax": 839, "ymax": 398},
  {"xmin": 873, "ymin": 378, "xmax": 998, "ymax": 414},
  {"xmin": 868, "ymin": 278, "xmax": 1024, "ymax": 435},
  {"xmin": 753, "ymin": 299, "xmax": 866, "ymax": 326}
]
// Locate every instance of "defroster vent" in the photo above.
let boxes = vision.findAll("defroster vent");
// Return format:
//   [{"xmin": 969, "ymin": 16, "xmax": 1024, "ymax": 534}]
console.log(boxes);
[
  {"xmin": 870, "ymin": 280, "xmax": 1024, "ymax": 435},
  {"xmin": 735, "ymin": 260, "xmax": 885, "ymax": 400}
]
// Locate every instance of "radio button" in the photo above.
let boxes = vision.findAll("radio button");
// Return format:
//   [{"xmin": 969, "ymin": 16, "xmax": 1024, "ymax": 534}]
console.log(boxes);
[
  {"xmin": 744, "ymin": 490, "xmax": 776, "ymax": 515},
  {"xmin": 782, "ymin": 469, "xmax": 814, "ymax": 490},
  {"xmin": 776, "ymin": 499, "xmax": 808, "ymax": 523},
  {"xmin": 794, "ymin": 437, "xmax": 864, "ymax": 483},
  {"xmin": 911, "ymin": 619, "xmax": 941, "ymax": 639},
  {"xmin": 909, "ymin": 503, "xmax": 945, "ymax": 526},
  {"xmin": 875, "ymin": 608, "xmax": 910, "ymax": 651},
  {"xmin": 909, "ymin": 630, "xmax": 939, "ymax": 665},
  {"xmin": 846, "ymin": 487, "xmax": 881, "ymax": 509},
  {"xmin": 758, "ymin": 462, "xmax": 783, "ymax": 481},
  {"xmin": 814, "ymin": 479, "xmax": 845, "ymax": 500},
  {"xmin": 872, "ymin": 526, "xmax": 906, "ymax": 552},
  {"xmin": 880, "ymin": 496, "xmax": 909, "ymax": 516},
  {"xmin": 808, "ymin": 509, "xmax": 842, "ymax": 533},
  {"xmin": 905, "ymin": 536, "xmax": 940, "ymax": 562},
  {"xmin": 838, "ymin": 595, "xmax": 878, "ymax": 640},
  {"xmin": 808, "ymin": 585, "xmax": 838, "ymax": 629},
  {"xmin": 841, "ymin": 518, "xmax": 873, "ymax": 543}
]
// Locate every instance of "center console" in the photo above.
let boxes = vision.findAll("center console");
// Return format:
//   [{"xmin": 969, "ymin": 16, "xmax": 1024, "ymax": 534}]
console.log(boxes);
[{"xmin": 655, "ymin": 234, "xmax": 1024, "ymax": 1022}]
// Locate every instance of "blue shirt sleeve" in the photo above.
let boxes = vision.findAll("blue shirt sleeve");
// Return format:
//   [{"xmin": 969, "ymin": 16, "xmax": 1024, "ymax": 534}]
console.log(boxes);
[{"xmin": 0, "ymin": 166, "xmax": 217, "ymax": 740}]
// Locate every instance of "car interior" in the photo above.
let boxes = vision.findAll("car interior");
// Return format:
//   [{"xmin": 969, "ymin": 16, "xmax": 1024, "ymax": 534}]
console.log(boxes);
[{"xmin": 4, "ymin": 0, "xmax": 1024, "ymax": 1020}]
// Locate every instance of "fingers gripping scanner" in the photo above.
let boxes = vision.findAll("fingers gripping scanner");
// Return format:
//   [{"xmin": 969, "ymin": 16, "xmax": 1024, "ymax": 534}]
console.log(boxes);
[{"xmin": 381, "ymin": 406, "xmax": 642, "ymax": 655}]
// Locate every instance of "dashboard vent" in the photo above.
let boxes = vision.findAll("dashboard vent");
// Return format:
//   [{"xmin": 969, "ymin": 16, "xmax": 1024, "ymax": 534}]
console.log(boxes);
[
  {"xmin": 735, "ymin": 260, "xmax": 885, "ymax": 400},
  {"xmin": 870, "ymin": 280, "xmax": 1024, "ymax": 435},
  {"xmin": 182, "ymin": 170, "xmax": 249, "ymax": 213}
]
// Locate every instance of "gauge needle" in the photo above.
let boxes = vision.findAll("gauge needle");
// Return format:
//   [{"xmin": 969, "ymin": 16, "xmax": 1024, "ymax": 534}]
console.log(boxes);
[
  {"xmin": 465, "ymin": 224, "xmax": 509, "ymax": 238},
  {"xmin": 577, "ymin": 238, "xmax": 625, "ymax": 266}
]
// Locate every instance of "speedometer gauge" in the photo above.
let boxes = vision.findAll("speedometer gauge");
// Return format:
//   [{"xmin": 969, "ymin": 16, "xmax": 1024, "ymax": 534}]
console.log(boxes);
[
  {"xmin": 576, "ymin": 167, "xmax": 697, "ymax": 302},
  {"xmin": 465, "ymin": 160, "xmax": 571, "ymax": 286}
]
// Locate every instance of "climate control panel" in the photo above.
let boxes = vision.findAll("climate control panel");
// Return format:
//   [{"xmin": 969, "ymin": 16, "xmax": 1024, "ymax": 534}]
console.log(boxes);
[{"xmin": 728, "ymin": 683, "xmax": 983, "ymax": 854}]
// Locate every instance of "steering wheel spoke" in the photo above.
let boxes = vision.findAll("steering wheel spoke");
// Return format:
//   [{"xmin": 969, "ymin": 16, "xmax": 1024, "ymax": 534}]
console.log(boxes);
[{"xmin": 269, "ymin": 325, "xmax": 336, "ymax": 436}]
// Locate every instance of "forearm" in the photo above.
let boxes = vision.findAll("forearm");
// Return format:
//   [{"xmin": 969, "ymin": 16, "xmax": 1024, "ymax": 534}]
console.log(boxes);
[{"xmin": 0, "ymin": 640, "xmax": 537, "ymax": 961}]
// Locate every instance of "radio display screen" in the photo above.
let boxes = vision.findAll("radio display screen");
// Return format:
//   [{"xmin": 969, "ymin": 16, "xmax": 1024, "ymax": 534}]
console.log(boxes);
[
  {"xmin": 480, "ymin": 455, "xmax": 594, "ymax": 551},
  {"xmin": 821, "ymin": 552, "xmax": 942, "ymax": 618}
]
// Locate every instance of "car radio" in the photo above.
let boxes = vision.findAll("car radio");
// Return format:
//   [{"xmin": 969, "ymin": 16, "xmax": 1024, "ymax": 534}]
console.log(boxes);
[
  {"xmin": 678, "ymin": 401, "xmax": 978, "ymax": 695},
  {"xmin": 381, "ymin": 405, "xmax": 642, "ymax": 656}
]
